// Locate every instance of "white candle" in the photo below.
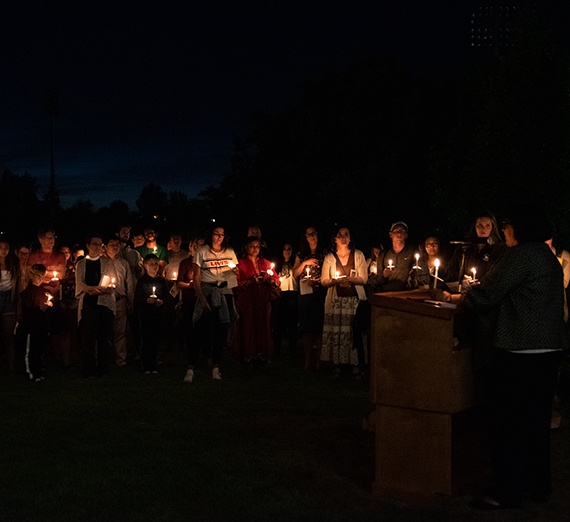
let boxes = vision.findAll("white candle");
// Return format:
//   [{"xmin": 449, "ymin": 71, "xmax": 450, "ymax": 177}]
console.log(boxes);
[
  {"xmin": 110, "ymin": 277, "xmax": 116, "ymax": 288},
  {"xmin": 150, "ymin": 286, "xmax": 157, "ymax": 298},
  {"xmin": 388, "ymin": 259, "xmax": 394, "ymax": 270},
  {"xmin": 51, "ymin": 271, "xmax": 59, "ymax": 281},
  {"xmin": 471, "ymin": 267, "xmax": 477, "ymax": 283},
  {"xmin": 433, "ymin": 258, "xmax": 440, "ymax": 289},
  {"xmin": 228, "ymin": 261, "xmax": 236, "ymax": 269},
  {"xmin": 267, "ymin": 263, "xmax": 274, "ymax": 276},
  {"xmin": 305, "ymin": 266, "xmax": 310, "ymax": 278},
  {"xmin": 153, "ymin": 247, "xmax": 157, "ymax": 254},
  {"xmin": 371, "ymin": 265, "xmax": 377, "ymax": 274},
  {"xmin": 414, "ymin": 253, "xmax": 420, "ymax": 269},
  {"xmin": 335, "ymin": 271, "xmax": 340, "ymax": 279},
  {"xmin": 172, "ymin": 272, "xmax": 177, "ymax": 280},
  {"xmin": 46, "ymin": 293, "xmax": 53, "ymax": 302}
]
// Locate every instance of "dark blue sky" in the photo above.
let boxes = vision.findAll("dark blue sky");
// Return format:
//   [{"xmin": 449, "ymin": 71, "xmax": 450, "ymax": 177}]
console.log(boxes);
[{"xmin": 1, "ymin": 1, "xmax": 566, "ymax": 209}]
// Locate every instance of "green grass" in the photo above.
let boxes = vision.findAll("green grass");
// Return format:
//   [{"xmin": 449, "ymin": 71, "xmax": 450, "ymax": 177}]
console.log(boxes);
[{"xmin": 1, "ymin": 351, "xmax": 570, "ymax": 522}]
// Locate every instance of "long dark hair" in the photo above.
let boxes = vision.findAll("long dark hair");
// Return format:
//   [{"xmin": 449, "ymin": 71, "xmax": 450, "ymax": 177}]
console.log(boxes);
[
  {"xmin": 298, "ymin": 227, "xmax": 325, "ymax": 259},
  {"xmin": 205, "ymin": 226, "xmax": 229, "ymax": 251},
  {"xmin": 330, "ymin": 227, "xmax": 355, "ymax": 253},
  {"xmin": 275, "ymin": 243, "xmax": 295, "ymax": 274},
  {"xmin": 0, "ymin": 239, "xmax": 20, "ymax": 281}
]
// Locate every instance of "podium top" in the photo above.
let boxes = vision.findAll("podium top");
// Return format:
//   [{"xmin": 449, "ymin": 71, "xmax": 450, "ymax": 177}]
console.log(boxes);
[{"xmin": 369, "ymin": 290, "xmax": 462, "ymax": 320}]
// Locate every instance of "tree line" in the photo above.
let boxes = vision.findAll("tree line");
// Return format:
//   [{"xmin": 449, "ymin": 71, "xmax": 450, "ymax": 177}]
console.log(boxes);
[{"xmin": 3, "ymin": 5, "xmax": 570, "ymax": 254}]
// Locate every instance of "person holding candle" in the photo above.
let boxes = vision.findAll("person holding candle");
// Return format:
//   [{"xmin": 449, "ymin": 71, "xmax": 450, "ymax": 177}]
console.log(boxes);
[
  {"xmin": 293, "ymin": 227, "xmax": 328, "ymax": 371},
  {"xmin": 449, "ymin": 212, "xmax": 506, "ymax": 286},
  {"xmin": 369, "ymin": 222, "xmax": 415, "ymax": 293},
  {"xmin": 0, "ymin": 238, "xmax": 20, "ymax": 375},
  {"xmin": 272, "ymin": 243, "xmax": 299, "ymax": 357},
  {"xmin": 135, "ymin": 228, "xmax": 169, "ymax": 276},
  {"xmin": 407, "ymin": 236, "xmax": 449, "ymax": 290},
  {"xmin": 26, "ymin": 228, "xmax": 68, "ymax": 366},
  {"xmin": 320, "ymin": 227, "xmax": 368, "ymax": 378},
  {"xmin": 163, "ymin": 233, "xmax": 189, "ymax": 353},
  {"xmin": 236, "ymin": 236, "xmax": 280, "ymax": 365},
  {"xmin": 165, "ymin": 233, "xmax": 189, "ymax": 281},
  {"xmin": 75, "ymin": 234, "xmax": 118, "ymax": 378},
  {"xmin": 459, "ymin": 207, "xmax": 566, "ymax": 510},
  {"xmin": 134, "ymin": 254, "xmax": 169, "ymax": 374},
  {"xmin": 27, "ymin": 228, "xmax": 67, "ymax": 299},
  {"xmin": 366, "ymin": 244, "xmax": 384, "ymax": 276},
  {"xmin": 192, "ymin": 226, "xmax": 239, "ymax": 381},
  {"xmin": 20, "ymin": 264, "xmax": 52, "ymax": 381}
]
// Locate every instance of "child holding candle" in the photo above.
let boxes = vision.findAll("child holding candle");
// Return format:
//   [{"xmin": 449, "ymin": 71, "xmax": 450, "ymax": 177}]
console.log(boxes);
[
  {"xmin": 20, "ymin": 264, "xmax": 52, "ymax": 381},
  {"xmin": 134, "ymin": 254, "xmax": 169, "ymax": 373}
]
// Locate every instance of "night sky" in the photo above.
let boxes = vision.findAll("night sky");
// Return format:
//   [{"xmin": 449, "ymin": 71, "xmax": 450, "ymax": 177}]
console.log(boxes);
[{"xmin": 1, "ymin": 1, "xmax": 567, "ymax": 209}]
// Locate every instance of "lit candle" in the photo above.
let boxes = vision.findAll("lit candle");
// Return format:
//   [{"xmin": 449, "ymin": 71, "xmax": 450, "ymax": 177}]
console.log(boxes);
[
  {"xmin": 267, "ymin": 262, "xmax": 275, "ymax": 276},
  {"xmin": 433, "ymin": 259, "xmax": 440, "ymax": 289},
  {"xmin": 471, "ymin": 267, "xmax": 477, "ymax": 283},
  {"xmin": 228, "ymin": 261, "xmax": 236, "ymax": 269},
  {"xmin": 414, "ymin": 253, "xmax": 420, "ymax": 269},
  {"xmin": 371, "ymin": 265, "xmax": 377, "ymax": 274},
  {"xmin": 305, "ymin": 266, "xmax": 310, "ymax": 278},
  {"xmin": 110, "ymin": 277, "xmax": 116, "ymax": 288},
  {"xmin": 388, "ymin": 259, "xmax": 394, "ymax": 270},
  {"xmin": 153, "ymin": 246, "xmax": 157, "ymax": 254},
  {"xmin": 335, "ymin": 271, "xmax": 340, "ymax": 279},
  {"xmin": 51, "ymin": 271, "xmax": 59, "ymax": 281},
  {"xmin": 172, "ymin": 272, "xmax": 177, "ymax": 280},
  {"xmin": 150, "ymin": 286, "xmax": 157, "ymax": 298},
  {"xmin": 45, "ymin": 293, "xmax": 53, "ymax": 302}
]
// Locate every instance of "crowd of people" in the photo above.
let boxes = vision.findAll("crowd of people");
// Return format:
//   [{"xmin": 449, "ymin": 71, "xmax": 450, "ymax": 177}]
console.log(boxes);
[
  {"xmin": 1, "ymin": 208, "xmax": 568, "ymax": 510},
  {"xmin": 0, "ymin": 213, "xmax": 568, "ymax": 384}
]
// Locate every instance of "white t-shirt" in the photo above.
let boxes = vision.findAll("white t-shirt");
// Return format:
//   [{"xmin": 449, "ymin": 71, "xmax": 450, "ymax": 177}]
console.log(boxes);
[{"xmin": 194, "ymin": 246, "xmax": 238, "ymax": 288}]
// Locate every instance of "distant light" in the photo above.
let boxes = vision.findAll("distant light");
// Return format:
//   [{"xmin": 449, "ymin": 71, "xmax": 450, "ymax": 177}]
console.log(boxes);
[
  {"xmin": 211, "ymin": 218, "xmax": 216, "ymax": 222},
  {"xmin": 153, "ymin": 215, "xmax": 158, "ymax": 219}
]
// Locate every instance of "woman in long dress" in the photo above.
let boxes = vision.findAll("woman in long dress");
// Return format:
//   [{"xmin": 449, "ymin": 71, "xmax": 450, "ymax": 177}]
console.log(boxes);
[
  {"xmin": 236, "ymin": 236, "xmax": 279, "ymax": 364},
  {"xmin": 320, "ymin": 227, "xmax": 367, "ymax": 378}
]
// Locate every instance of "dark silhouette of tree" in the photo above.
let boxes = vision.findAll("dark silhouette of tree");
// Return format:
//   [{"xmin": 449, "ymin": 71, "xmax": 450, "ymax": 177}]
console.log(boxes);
[
  {"xmin": 0, "ymin": 170, "xmax": 43, "ymax": 239},
  {"xmin": 136, "ymin": 183, "xmax": 169, "ymax": 222}
]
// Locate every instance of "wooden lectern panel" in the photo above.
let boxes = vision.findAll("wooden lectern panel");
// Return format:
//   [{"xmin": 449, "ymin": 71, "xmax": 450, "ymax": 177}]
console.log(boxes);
[
  {"xmin": 370, "ymin": 291, "xmax": 486, "ymax": 496},
  {"xmin": 370, "ymin": 293, "xmax": 475, "ymax": 413}
]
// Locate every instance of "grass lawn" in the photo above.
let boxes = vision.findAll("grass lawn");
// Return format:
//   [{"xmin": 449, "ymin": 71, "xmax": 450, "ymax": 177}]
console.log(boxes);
[{"xmin": 1, "ymin": 350, "xmax": 570, "ymax": 522}]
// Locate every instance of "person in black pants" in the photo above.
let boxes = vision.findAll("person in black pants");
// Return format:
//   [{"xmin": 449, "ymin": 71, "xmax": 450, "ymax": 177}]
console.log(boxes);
[
  {"xmin": 20, "ymin": 264, "xmax": 52, "ymax": 381},
  {"xmin": 75, "ymin": 234, "xmax": 117, "ymax": 378},
  {"xmin": 134, "ymin": 254, "xmax": 169, "ymax": 374}
]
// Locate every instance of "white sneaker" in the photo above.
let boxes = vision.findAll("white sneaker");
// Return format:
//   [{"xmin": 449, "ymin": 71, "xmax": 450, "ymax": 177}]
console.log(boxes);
[
  {"xmin": 212, "ymin": 368, "xmax": 222, "ymax": 380},
  {"xmin": 183, "ymin": 369, "xmax": 194, "ymax": 383}
]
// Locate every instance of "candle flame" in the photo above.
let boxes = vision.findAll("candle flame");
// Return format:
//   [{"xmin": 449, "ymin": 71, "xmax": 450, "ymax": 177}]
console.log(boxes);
[{"xmin": 434, "ymin": 258, "xmax": 440, "ymax": 268}]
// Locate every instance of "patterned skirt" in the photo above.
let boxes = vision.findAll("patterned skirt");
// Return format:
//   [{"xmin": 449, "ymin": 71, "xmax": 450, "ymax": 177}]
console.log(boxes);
[{"xmin": 321, "ymin": 295, "xmax": 360, "ymax": 365}]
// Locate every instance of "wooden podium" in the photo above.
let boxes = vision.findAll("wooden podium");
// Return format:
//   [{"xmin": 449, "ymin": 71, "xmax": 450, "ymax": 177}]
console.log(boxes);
[{"xmin": 369, "ymin": 290, "xmax": 487, "ymax": 496}]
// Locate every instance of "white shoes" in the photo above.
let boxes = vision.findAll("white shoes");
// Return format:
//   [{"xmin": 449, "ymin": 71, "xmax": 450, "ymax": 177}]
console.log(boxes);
[
  {"xmin": 183, "ymin": 369, "xmax": 194, "ymax": 383},
  {"xmin": 212, "ymin": 368, "xmax": 222, "ymax": 380}
]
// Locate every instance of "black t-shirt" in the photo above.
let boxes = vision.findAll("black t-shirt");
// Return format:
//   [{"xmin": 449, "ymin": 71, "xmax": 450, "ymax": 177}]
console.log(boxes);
[{"xmin": 84, "ymin": 259, "xmax": 101, "ymax": 307}]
